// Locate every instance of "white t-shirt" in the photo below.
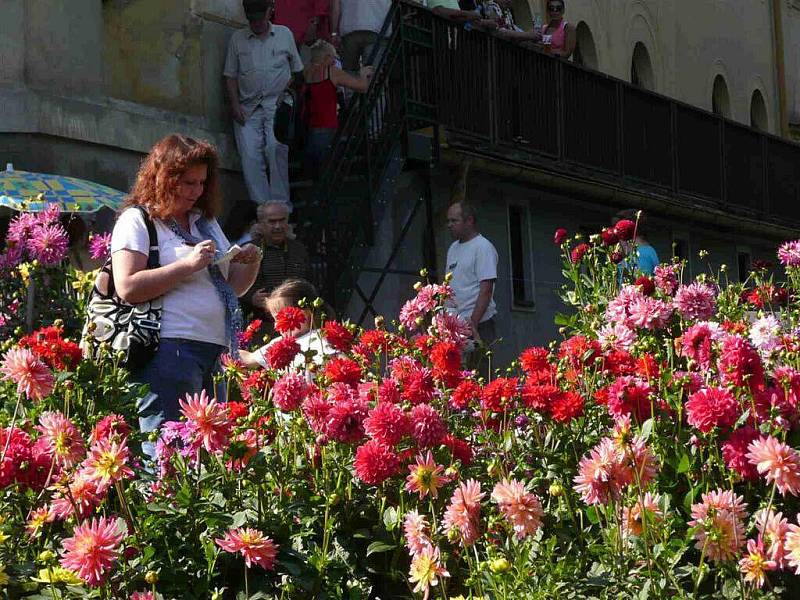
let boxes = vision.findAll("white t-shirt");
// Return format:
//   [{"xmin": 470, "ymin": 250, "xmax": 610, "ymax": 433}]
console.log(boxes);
[
  {"xmin": 445, "ymin": 234, "xmax": 498, "ymax": 323},
  {"xmin": 110, "ymin": 208, "xmax": 232, "ymax": 348},
  {"xmin": 254, "ymin": 329, "xmax": 338, "ymax": 369},
  {"xmin": 340, "ymin": 0, "xmax": 391, "ymax": 37}
]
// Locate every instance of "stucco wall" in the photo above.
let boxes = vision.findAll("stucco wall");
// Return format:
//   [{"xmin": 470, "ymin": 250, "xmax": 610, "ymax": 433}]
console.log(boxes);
[{"xmin": 527, "ymin": 0, "xmax": 791, "ymax": 134}]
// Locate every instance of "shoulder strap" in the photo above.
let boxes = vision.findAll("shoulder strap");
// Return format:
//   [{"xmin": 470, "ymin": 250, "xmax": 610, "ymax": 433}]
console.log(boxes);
[{"xmin": 136, "ymin": 206, "xmax": 160, "ymax": 269}]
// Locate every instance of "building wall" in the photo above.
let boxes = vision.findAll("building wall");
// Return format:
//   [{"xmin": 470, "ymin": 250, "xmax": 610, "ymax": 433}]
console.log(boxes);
[
  {"xmin": 357, "ymin": 161, "xmax": 783, "ymax": 367},
  {"xmin": 0, "ymin": 0, "xmax": 248, "ymax": 213},
  {"xmin": 523, "ymin": 0, "xmax": 800, "ymax": 136}
]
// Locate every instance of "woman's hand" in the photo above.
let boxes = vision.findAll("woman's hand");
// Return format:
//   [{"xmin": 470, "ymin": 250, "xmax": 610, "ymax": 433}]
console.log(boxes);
[
  {"xmin": 183, "ymin": 240, "xmax": 216, "ymax": 272},
  {"xmin": 232, "ymin": 244, "xmax": 262, "ymax": 265}
]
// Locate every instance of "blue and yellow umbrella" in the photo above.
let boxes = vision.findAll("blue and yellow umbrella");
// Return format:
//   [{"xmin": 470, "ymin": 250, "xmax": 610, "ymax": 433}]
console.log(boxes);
[{"xmin": 0, "ymin": 167, "xmax": 126, "ymax": 213}]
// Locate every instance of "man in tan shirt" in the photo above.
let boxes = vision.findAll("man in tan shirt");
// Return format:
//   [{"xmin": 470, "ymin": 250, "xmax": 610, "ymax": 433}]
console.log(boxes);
[{"xmin": 224, "ymin": 0, "xmax": 304, "ymax": 208}]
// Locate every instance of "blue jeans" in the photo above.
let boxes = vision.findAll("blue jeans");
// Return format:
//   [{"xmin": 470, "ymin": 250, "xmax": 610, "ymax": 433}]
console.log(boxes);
[{"xmin": 134, "ymin": 338, "xmax": 226, "ymax": 459}]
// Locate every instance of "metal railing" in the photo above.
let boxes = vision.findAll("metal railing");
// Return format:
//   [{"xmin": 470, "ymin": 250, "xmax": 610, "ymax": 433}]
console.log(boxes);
[
  {"xmin": 308, "ymin": 0, "xmax": 800, "ymax": 312},
  {"xmin": 398, "ymin": 1, "xmax": 800, "ymax": 220}
]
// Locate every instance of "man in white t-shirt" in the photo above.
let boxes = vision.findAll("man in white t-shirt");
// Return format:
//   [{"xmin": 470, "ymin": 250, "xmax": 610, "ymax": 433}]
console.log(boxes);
[{"xmin": 445, "ymin": 202, "xmax": 498, "ymax": 351}]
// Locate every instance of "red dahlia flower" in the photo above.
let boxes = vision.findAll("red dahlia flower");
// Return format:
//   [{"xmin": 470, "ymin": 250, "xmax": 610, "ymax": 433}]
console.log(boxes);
[
  {"xmin": 570, "ymin": 243, "xmax": 590, "ymax": 263},
  {"xmin": 354, "ymin": 440, "xmax": 400, "ymax": 485},
  {"xmin": 321, "ymin": 320, "xmax": 355, "ymax": 351},
  {"xmin": 266, "ymin": 336, "xmax": 300, "ymax": 370},
  {"xmin": 614, "ymin": 219, "xmax": 636, "ymax": 241},
  {"xmin": 274, "ymin": 306, "xmax": 307, "ymax": 334}
]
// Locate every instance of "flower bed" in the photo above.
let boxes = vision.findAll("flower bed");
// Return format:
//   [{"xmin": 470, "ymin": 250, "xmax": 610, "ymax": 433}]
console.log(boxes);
[{"xmin": 1, "ymin": 211, "xmax": 800, "ymax": 598}]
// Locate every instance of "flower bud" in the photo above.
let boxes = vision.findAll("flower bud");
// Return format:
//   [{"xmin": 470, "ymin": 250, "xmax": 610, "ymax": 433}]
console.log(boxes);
[
  {"xmin": 489, "ymin": 557, "xmax": 511, "ymax": 574},
  {"xmin": 548, "ymin": 483, "xmax": 564, "ymax": 497},
  {"xmin": 413, "ymin": 281, "xmax": 423, "ymax": 292},
  {"xmin": 444, "ymin": 272, "xmax": 453, "ymax": 284},
  {"xmin": 419, "ymin": 268, "xmax": 429, "ymax": 278},
  {"xmin": 374, "ymin": 315, "xmax": 385, "ymax": 329},
  {"xmin": 38, "ymin": 550, "xmax": 56, "ymax": 563}
]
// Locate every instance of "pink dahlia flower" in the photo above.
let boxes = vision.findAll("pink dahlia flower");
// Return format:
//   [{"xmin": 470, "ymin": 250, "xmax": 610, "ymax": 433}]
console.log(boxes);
[
  {"xmin": 409, "ymin": 545, "xmax": 449, "ymax": 600},
  {"xmin": 215, "ymin": 527, "xmax": 278, "ymax": 570},
  {"xmin": 621, "ymin": 492, "xmax": 663, "ymax": 538},
  {"xmin": 685, "ymin": 387, "xmax": 740, "ymax": 434},
  {"xmin": 59, "ymin": 516, "xmax": 126, "ymax": 586},
  {"xmin": 491, "ymin": 478, "xmax": 544, "ymax": 539},
  {"xmin": 271, "ymin": 372, "xmax": 310, "ymax": 412},
  {"xmin": 404, "ymin": 510, "xmax": 433, "ymax": 557},
  {"xmin": 405, "ymin": 451, "xmax": 448, "ymax": 500},
  {"xmin": 778, "ymin": 240, "xmax": 800, "ymax": 268},
  {"xmin": 688, "ymin": 489, "xmax": 747, "ymax": 562},
  {"xmin": 721, "ymin": 427, "xmax": 760, "ymax": 481},
  {"xmin": 88, "ymin": 232, "xmax": 112, "ymax": 261},
  {"xmin": 674, "ymin": 282, "xmax": 717, "ymax": 321},
  {"xmin": 179, "ymin": 389, "xmax": 231, "ymax": 454},
  {"xmin": 746, "ymin": 436, "xmax": 800, "ymax": 496},
  {"xmin": 409, "ymin": 404, "xmax": 446, "ymax": 448},
  {"xmin": 0, "ymin": 347, "xmax": 54, "ymax": 401},
  {"xmin": 36, "ymin": 411, "xmax": 85, "ymax": 468},
  {"xmin": 653, "ymin": 264, "xmax": 679, "ymax": 296},
  {"xmin": 442, "ymin": 479, "xmax": 484, "ymax": 546},
  {"xmin": 626, "ymin": 296, "xmax": 672, "ymax": 330},
  {"xmin": 785, "ymin": 515, "xmax": 800, "ymax": 574},
  {"xmin": 364, "ymin": 401, "xmax": 410, "ymax": 446},
  {"xmin": 27, "ymin": 222, "xmax": 69, "ymax": 265},
  {"xmin": 738, "ymin": 538, "xmax": 776, "ymax": 589},
  {"xmin": 755, "ymin": 508, "xmax": 790, "ymax": 568},
  {"xmin": 79, "ymin": 437, "xmax": 135, "ymax": 493}
]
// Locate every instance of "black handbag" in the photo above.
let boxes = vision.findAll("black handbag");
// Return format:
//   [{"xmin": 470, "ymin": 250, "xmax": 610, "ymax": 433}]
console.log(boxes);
[
  {"xmin": 82, "ymin": 207, "xmax": 162, "ymax": 371},
  {"xmin": 274, "ymin": 88, "xmax": 309, "ymax": 150}
]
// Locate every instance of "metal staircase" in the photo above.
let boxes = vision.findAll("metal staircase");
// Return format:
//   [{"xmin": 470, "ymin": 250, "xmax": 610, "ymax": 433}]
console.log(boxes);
[{"xmin": 304, "ymin": 1, "xmax": 439, "ymax": 318}]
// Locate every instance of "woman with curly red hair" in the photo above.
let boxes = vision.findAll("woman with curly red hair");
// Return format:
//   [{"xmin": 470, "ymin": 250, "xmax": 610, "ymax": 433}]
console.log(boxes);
[{"xmin": 110, "ymin": 134, "xmax": 262, "ymax": 458}]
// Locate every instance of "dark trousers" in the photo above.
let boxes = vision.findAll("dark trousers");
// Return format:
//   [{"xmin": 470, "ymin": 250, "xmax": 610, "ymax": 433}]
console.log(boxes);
[
  {"xmin": 134, "ymin": 338, "xmax": 226, "ymax": 459},
  {"xmin": 467, "ymin": 317, "xmax": 498, "ymax": 377}
]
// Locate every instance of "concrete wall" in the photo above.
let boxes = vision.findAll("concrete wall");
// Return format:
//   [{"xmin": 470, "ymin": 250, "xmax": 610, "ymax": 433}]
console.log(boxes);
[{"xmin": 0, "ymin": 0, "xmax": 247, "ymax": 209}]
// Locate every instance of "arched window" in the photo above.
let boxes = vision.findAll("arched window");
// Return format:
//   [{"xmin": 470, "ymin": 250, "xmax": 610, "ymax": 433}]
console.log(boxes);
[
  {"xmin": 573, "ymin": 21, "xmax": 598, "ymax": 70},
  {"xmin": 750, "ymin": 89, "xmax": 768, "ymax": 131},
  {"xmin": 712, "ymin": 74, "xmax": 731, "ymax": 117},
  {"xmin": 630, "ymin": 42, "xmax": 654, "ymax": 90}
]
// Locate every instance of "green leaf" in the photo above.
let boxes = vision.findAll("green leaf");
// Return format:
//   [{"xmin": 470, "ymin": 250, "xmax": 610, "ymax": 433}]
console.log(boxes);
[
  {"xmin": 585, "ymin": 506, "xmax": 600, "ymax": 524},
  {"xmin": 640, "ymin": 418, "xmax": 654, "ymax": 441},
  {"xmin": 366, "ymin": 541, "xmax": 396, "ymax": 556},
  {"xmin": 676, "ymin": 454, "xmax": 690, "ymax": 474},
  {"xmin": 383, "ymin": 507, "xmax": 398, "ymax": 531}
]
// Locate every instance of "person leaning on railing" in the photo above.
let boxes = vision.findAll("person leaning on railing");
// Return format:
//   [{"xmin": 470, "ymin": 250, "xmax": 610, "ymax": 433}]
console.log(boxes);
[
  {"xmin": 537, "ymin": 0, "xmax": 575, "ymax": 58},
  {"xmin": 302, "ymin": 40, "xmax": 374, "ymax": 177},
  {"xmin": 426, "ymin": 0, "xmax": 500, "ymax": 31}
]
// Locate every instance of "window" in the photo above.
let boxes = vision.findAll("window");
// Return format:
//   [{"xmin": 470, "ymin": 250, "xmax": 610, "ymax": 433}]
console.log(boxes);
[
  {"xmin": 672, "ymin": 234, "xmax": 690, "ymax": 275},
  {"xmin": 508, "ymin": 204, "xmax": 535, "ymax": 309},
  {"xmin": 712, "ymin": 75, "xmax": 731, "ymax": 117},
  {"xmin": 630, "ymin": 42, "xmax": 654, "ymax": 90},
  {"xmin": 573, "ymin": 22, "xmax": 598, "ymax": 70},
  {"xmin": 737, "ymin": 247, "xmax": 752, "ymax": 283},
  {"xmin": 750, "ymin": 90, "xmax": 768, "ymax": 131}
]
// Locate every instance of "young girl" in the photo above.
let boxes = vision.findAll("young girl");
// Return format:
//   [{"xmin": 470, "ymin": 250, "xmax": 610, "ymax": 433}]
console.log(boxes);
[{"xmin": 239, "ymin": 278, "xmax": 337, "ymax": 370}]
